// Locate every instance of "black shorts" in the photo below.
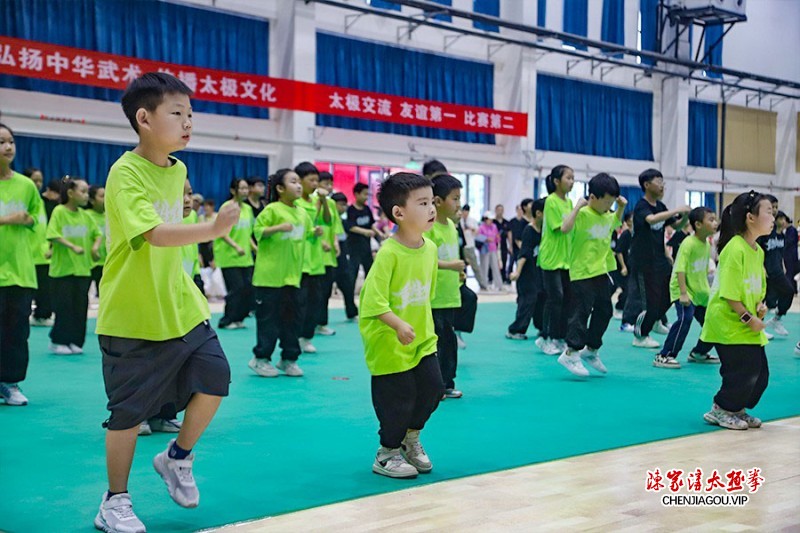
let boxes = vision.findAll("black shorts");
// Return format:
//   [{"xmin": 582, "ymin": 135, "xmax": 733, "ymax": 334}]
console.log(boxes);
[{"xmin": 100, "ymin": 321, "xmax": 230, "ymax": 430}]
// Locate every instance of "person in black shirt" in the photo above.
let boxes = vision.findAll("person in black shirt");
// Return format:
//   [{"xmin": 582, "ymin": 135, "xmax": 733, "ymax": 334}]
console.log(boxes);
[
  {"xmin": 629, "ymin": 169, "xmax": 690, "ymax": 348},
  {"xmin": 346, "ymin": 183, "xmax": 378, "ymax": 285},
  {"xmin": 41, "ymin": 178, "xmax": 61, "ymax": 220},
  {"xmin": 493, "ymin": 204, "xmax": 511, "ymax": 285},
  {"xmin": 246, "ymin": 176, "xmax": 267, "ymax": 218},
  {"xmin": 666, "ymin": 226, "xmax": 690, "ymax": 262},
  {"xmin": 331, "ymin": 192, "xmax": 358, "ymax": 320},
  {"xmin": 507, "ymin": 204, "xmax": 527, "ymax": 279},
  {"xmin": 611, "ymin": 211, "xmax": 633, "ymax": 315},
  {"xmin": 777, "ymin": 211, "xmax": 798, "ymax": 293},
  {"xmin": 758, "ymin": 196, "xmax": 792, "ymax": 336},
  {"xmin": 507, "ymin": 199, "xmax": 545, "ymax": 339}
]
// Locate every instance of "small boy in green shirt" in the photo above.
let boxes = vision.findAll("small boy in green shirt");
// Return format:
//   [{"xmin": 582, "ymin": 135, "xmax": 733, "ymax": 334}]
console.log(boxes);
[
  {"xmin": 654, "ymin": 207, "xmax": 719, "ymax": 369},
  {"xmin": 94, "ymin": 73, "xmax": 240, "ymax": 533},
  {"xmin": 557, "ymin": 173, "xmax": 626, "ymax": 377},
  {"xmin": 424, "ymin": 174, "xmax": 465, "ymax": 399},
  {"xmin": 359, "ymin": 172, "xmax": 443, "ymax": 479}
]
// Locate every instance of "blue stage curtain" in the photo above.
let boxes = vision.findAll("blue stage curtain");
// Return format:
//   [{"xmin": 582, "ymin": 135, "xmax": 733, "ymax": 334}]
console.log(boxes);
[
  {"xmin": 316, "ymin": 32, "xmax": 495, "ymax": 145},
  {"xmin": 535, "ymin": 74, "xmax": 654, "ymax": 160},
  {"xmin": 14, "ymin": 135, "xmax": 268, "ymax": 206},
  {"xmin": 619, "ymin": 185, "xmax": 645, "ymax": 214},
  {"xmin": 639, "ymin": 0, "xmax": 658, "ymax": 66},
  {"xmin": 704, "ymin": 24, "xmax": 724, "ymax": 78},
  {"xmin": 563, "ymin": 0, "xmax": 588, "ymax": 50},
  {"xmin": 0, "ymin": 0, "xmax": 269, "ymax": 118},
  {"xmin": 368, "ymin": 0, "xmax": 401, "ymax": 10},
  {"xmin": 602, "ymin": 0, "xmax": 625, "ymax": 47},
  {"xmin": 473, "ymin": 0, "xmax": 499, "ymax": 33},
  {"xmin": 538, "ymin": 0, "xmax": 547, "ymax": 27},
  {"xmin": 688, "ymin": 100, "xmax": 718, "ymax": 168}
]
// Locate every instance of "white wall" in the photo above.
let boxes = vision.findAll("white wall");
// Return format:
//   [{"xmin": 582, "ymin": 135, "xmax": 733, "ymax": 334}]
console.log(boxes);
[{"xmin": 2, "ymin": 0, "xmax": 798, "ymax": 215}]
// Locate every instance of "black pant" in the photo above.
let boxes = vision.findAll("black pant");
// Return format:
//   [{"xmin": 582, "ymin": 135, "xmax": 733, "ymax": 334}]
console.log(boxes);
[
  {"xmin": 611, "ymin": 270, "xmax": 628, "ymax": 311},
  {"xmin": 219, "ymin": 266, "xmax": 254, "ymax": 327},
  {"xmin": 50, "ymin": 276, "xmax": 91, "ymax": 347},
  {"xmin": 318, "ymin": 266, "xmax": 335, "ymax": 327},
  {"xmin": 432, "ymin": 308, "xmax": 458, "ymax": 390},
  {"xmin": 253, "ymin": 286, "xmax": 301, "ymax": 362},
  {"xmin": 622, "ymin": 267, "xmax": 644, "ymax": 325},
  {"xmin": 634, "ymin": 268, "xmax": 671, "ymax": 338},
  {"xmin": 91, "ymin": 265, "xmax": 103, "ymax": 298},
  {"xmin": 0, "ymin": 286, "xmax": 34, "ymax": 383},
  {"xmin": 192, "ymin": 274, "xmax": 205, "ymax": 295},
  {"xmin": 566, "ymin": 274, "xmax": 614, "ymax": 351},
  {"xmin": 499, "ymin": 242, "xmax": 510, "ymax": 284},
  {"xmin": 32, "ymin": 264, "xmax": 53, "ymax": 319},
  {"xmin": 508, "ymin": 281, "xmax": 541, "ymax": 335},
  {"xmin": 298, "ymin": 273, "xmax": 323, "ymax": 339},
  {"xmin": 454, "ymin": 284, "xmax": 478, "ymax": 333},
  {"xmin": 334, "ymin": 253, "xmax": 358, "ymax": 319},
  {"xmin": 713, "ymin": 344, "xmax": 769, "ymax": 412},
  {"xmin": 542, "ymin": 269, "xmax": 571, "ymax": 340},
  {"xmin": 371, "ymin": 354, "xmax": 443, "ymax": 449},
  {"xmin": 765, "ymin": 273, "xmax": 794, "ymax": 317},
  {"xmin": 349, "ymin": 244, "xmax": 373, "ymax": 286}
]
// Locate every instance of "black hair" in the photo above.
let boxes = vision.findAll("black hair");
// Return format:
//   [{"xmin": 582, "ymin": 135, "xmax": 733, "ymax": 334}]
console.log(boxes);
[
  {"xmin": 45, "ymin": 179, "xmax": 61, "ymax": 193},
  {"xmin": 431, "ymin": 174, "xmax": 462, "ymax": 200},
  {"xmin": 765, "ymin": 194, "xmax": 778, "ymax": 204},
  {"xmin": 422, "ymin": 159, "xmax": 448, "ymax": 178},
  {"xmin": 247, "ymin": 176, "xmax": 265, "ymax": 186},
  {"xmin": 638, "ymin": 168, "xmax": 663, "ymax": 191},
  {"xmin": 318, "ymin": 171, "xmax": 333, "ymax": 183},
  {"xmin": 88, "ymin": 184, "xmax": 104, "ymax": 209},
  {"xmin": 689, "ymin": 206, "xmax": 713, "ymax": 230},
  {"xmin": 0, "ymin": 122, "xmax": 14, "ymax": 136},
  {"xmin": 718, "ymin": 191, "xmax": 769, "ymax": 253},
  {"xmin": 624, "ymin": 211, "xmax": 633, "ymax": 223},
  {"xmin": 377, "ymin": 172, "xmax": 432, "ymax": 224},
  {"xmin": 228, "ymin": 177, "xmax": 248, "ymax": 200},
  {"xmin": 546, "ymin": 165, "xmax": 572, "ymax": 194},
  {"xmin": 120, "ymin": 72, "xmax": 192, "ymax": 133},
  {"xmin": 520, "ymin": 198, "xmax": 534, "ymax": 213},
  {"xmin": 23, "ymin": 167, "xmax": 41, "ymax": 178},
  {"xmin": 354, "ymin": 183, "xmax": 369, "ymax": 195},
  {"xmin": 587, "ymin": 172, "xmax": 620, "ymax": 199},
  {"xmin": 294, "ymin": 161, "xmax": 319, "ymax": 179},
  {"xmin": 532, "ymin": 198, "xmax": 546, "ymax": 216},
  {"xmin": 776, "ymin": 210, "xmax": 789, "ymax": 222},
  {"xmin": 59, "ymin": 175, "xmax": 85, "ymax": 204},
  {"xmin": 268, "ymin": 169, "xmax": 293, "ymax": 203},
  {"xmin": 331, "ymin": 192, "xmax": 347, "ymax": 203},
  {"xmin": 462, "ymin": 204, "xmax": 471, "ymax": 211}
]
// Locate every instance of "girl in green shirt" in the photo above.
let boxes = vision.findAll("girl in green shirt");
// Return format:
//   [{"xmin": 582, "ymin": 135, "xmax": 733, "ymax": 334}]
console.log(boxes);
[
  {"xmin": 214, "ymin": 177, "xmax": 256, "ymax": 330},
  {"xmin": 86, "ymin": 185, "xmax": 107, "ymax": 300},
  {"xmin": 700, "ymin": 191, "xmax": 773, "ymax": 431},
  {"xmin": 46, "ymin": 176, "xmax": 101, "ymax": 355},
  {"xmin": 23, "ymin": 167, "xmax": 54, "ymax": 327}
]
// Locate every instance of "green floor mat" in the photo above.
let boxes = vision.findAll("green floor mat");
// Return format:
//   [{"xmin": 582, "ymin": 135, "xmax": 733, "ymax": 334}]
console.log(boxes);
[{"xmin": 2, "ymin": 303, "xmax": 799, "ymax": 532}]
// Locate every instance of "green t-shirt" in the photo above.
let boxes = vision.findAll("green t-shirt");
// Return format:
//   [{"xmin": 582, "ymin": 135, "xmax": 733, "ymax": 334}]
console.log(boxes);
[
  {"xmin": 96, "ymin": 151, "xmax": 209, "ymax": 341},
  {"xmin": 213, "ymin": 200, "xmax": 254, "ymax": 268},
  {"xmin": 359, "ymin": 237, "xmax": 439, "ymax": 376},
  {"xmin": 46, "ymin": 205, "xmax": 100, "ymax": 278},
  {"xmin": 569, "ymin": 207, "xmax": 621, "ymax": 281},
  {"xmin": 295, "ymin": 195, "xmax": 326, "ymax": 276},
  {"xmin": 0, "ymin": 172, "xmax": 41, "ymax": 289},
  {"xmin": 700, "ymin": 235, "xmax": 768, "ymax": 346},
  {"xmin": 669, "ymin": 236, "xmax": 711, "ymax": 306},
  {"xmin": 538, "ymin": 194, "xmax": 573, "ymax": 271},
  {"xmin": 181, "ymin": 210, "xmax": 200, "ymax": 278},
  {"xmin": 322, "ymin": 197, "xmax": 342, "ymax": 268},
  {"xmin": 85, "ymin": 208, "xmax": 107, "ymax": 267},
  {"xmin": 253, "ymin": 201, "xmax": 312, "ymax": 288},
  {"xmin": 30, "ymin": 193, "xmax": 50, "ymax": 266},
  {"xmin": 423, "ymin": 218, "xmax": 462, "ymax": 309}
]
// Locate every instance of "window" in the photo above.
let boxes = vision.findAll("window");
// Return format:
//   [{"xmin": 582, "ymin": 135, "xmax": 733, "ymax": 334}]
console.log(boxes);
[
  {"xmin": 636, "ymin": 12, "xmax": 642, "ymax": 64},
  {"xmin": 685, "ymin": 190, "xmax": 705, "ymax": 208},
  {"xmin": 451, "ymin": 173, "xmax": 489, "ymax": 216}
]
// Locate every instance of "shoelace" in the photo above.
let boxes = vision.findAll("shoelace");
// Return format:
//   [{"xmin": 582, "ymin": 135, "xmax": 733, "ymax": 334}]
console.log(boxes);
[
  {"xmin": 174, "ymin": 463, "xmax": 195, "ymax": 484},
  {"xmin": 386, "ymin": 454, "xmax": 409, "ymax": 468},
  {"xmin": 405, "ymin": 439, "xmax": 425, "ymax": 456},
  {"xmin": 110, "ymin": 502, "xmax": 137, "ymax": 520}
]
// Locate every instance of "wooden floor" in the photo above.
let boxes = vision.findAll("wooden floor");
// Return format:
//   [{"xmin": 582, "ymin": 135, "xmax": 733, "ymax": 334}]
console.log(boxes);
[{"xmin": 213, "ymin": 417, "xmax": 800, "ymax": 532}]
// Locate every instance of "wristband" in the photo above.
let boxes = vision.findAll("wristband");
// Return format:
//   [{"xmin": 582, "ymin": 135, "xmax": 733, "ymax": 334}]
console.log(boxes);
[{"xmin": 739, "ymin": 312, "xmax": 753, "ymax": 324}]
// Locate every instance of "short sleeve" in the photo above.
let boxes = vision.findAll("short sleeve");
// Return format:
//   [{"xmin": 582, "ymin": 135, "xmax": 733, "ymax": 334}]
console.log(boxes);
[
  {"xmin": 360, "ymin": 250, "xmax": 394, "ymax": 318},
  {"xmin": 112, "ymin": 170, "xmax": 164, "ymax": 250},
  {"xmin": 45, "ymin": 208, "xmax": 63, "ymax": 241},
  {"xmin": 544, "ymin": 197, "xmax": 563, "ymax": 232},
  {"xmin": 674, "ymin": 240, "xmax": 690, "ymax": 274},
  {"xmin": 519, "ymin": 225, "xmax": 534, "ymax": 259},
  {"xmin": 718, "ymin": 247, "xmax": 744, "ymax": 302},
  {"xmin": 253, "ymin": 206, "xmax": 274, "ymax": 241},
  {"xmin": 633, "ymin": 201, "xmax": 650, "ymax": 232},
  {"xmin": 429, "ymin": 244, "xmax": 438, "ymax": 303},
  {"xmin": 27, "ymin": 185, "xmax": 43, "ymax": 231}
]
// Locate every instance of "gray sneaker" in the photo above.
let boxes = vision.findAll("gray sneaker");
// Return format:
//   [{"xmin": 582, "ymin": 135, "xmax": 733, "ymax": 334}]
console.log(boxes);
[
  {"xmin": 249, "ymin": 357, "xmax": 279, "ymax": 377},
  {"xmin": 137, "ymin": 421, "xmax": 152, "ymax": 436},
  {"xmin": 0, "ymin": 382, "xmax": 28, "ymax": 406},
  {"xmin": 653, "ymin": 355, "xmax": 681, "ymax": 369},
  {"xmin": 703, "ymin": 404, "xmax": 748, "ymax": 430},
  {"xmin": 580, "ymin": 348, "xmax": 608, "ymax": 374},
  {"xmin": 94, "ymin": 492, "xmax": 146, "ymax": 533},
  {"xmin": 276, "ymin": 359, "xmax": 304, "ymax": 377},
  {"xmin": 373, "ymin": 446, "xmax": 418, "ymax": 478},
  {"xmin": 688, "ymin": 351, "xmax": 720, "ymax": 364},
  {"xmin": 557, "ymin": 349, "xmax": 589, "ymax": 377},
  {"xmin": 505, "ymin": 332, "xmax": 528, "ymax": 340},
  {"xmin": 153, "ymin": 440, "xmax": 199, "ymax": 508},
  {"xmin": 401, "ymin": 430, "xmax": 432, "ymax": 473},
  {"xmin": 734, "ymin": 410, "xmax": 762, "ymax": 428},
  {"xmin": 149, "ymin": 418, "xmax": 182, "ymax": 433}
]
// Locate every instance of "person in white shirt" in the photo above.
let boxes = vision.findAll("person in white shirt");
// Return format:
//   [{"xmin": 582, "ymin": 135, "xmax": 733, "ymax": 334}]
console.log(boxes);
[{"xmin": 460, "ymin": 204, "xmax": 487, "ymax": 290}]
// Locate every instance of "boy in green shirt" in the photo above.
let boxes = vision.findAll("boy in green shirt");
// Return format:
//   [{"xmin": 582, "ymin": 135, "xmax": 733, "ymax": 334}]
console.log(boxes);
[
  {"xmin": 654, "ymin": 207, "xmax": 719, "ymax": 369},
  {"xmin": 424, "ymin": 174, "xmax": 465, "ymax": 399},
  {"xmin": 557, "ymin": 173, "xmax": 626, "ymax": 377},
  {"xmin": 359, "ymin": 172, "xmax": 443, "ymax": 479},
  {"xmin": 94, "ymin": 73, "xmax": 240, "ymax": 533},
  {"xmin": 316, "ymin": 171, "xmax": 343, "ymax": 336}
]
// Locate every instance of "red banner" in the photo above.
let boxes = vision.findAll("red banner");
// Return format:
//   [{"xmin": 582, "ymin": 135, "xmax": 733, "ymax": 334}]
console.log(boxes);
[{"xmin": 0, "ymin": 36, "xmax": 528, "ymax": 137}]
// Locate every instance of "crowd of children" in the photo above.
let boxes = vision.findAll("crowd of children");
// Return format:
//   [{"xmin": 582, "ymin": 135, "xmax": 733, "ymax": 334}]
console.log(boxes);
[{"xmin": 0, "ymin": 72, "xmax": 798, "ymax": 532}]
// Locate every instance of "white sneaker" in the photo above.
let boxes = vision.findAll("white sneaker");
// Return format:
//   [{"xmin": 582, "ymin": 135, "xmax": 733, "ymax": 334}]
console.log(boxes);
[
  {"xmin": 534, "ymin": 337, "xmax": 545, "ymax": 350},
  {"xmin": 372, "ymin": 446, "xmax": 418, "ymax": 478},
  {"xmin": 153, "ymin": 440, "xmax": 199, "ymax": 508},
  {"xmin": 401, "ymin": 430, "xmax": 432, "ymax": 473},
  {"xmin": 149, "ymin": 418, "xmax": 182, "ymax": 433},
  {"xmin": 30, "ymin": 316, "xmax": 54, "ymax": 327},
  {"xmin": 580, "ymin": 348, "xmax": 608, "ymax": 374},
  {"xmin": 703, "ymin": 404, "xmax": 748, "ymax": 430},
  {"xmin": 456, "ymin": 333, "xmax": 467, "ymax": 349},
  {"xmin": 276, "ymin": 359, "xmax": 304, "ymax": 377},
  {"xmin": 0, "ymin": 382, "xmax": 28, "ymax": 406},
  {"xmin": 231, "ymin": 321, "xmax": 246, "ymax": 329},
  {"xmin": 767, "ymin": 316, "xmax": 789, "ymax": 336},
  {"xmin": 505, "ymin": 332, "xmax": 527, "ymax": 340},
  {"xmin": 94, "ymin": 492, "xmax": 146, "ymax": 533},
  {"xmin": 49, "ymin": 343, "xmax": 74, "ymax": 355},
  {"xmin": 138, "ymin": 421, "xmax": 152, "ymax": 436},
  {"xmin": 653, "ymin": 322, "xmax": 671, "ymax": 335},
  {"xmin": 734, "ymin": 410, "xmax": 762, "ymax": 428},
  {"xmin": 69, "ymin": 344, "xmax": 84, "ymax": 354},
  {"xmin": 557, "ymin": 349, "xmax": 590, "ymax": 377},
  {"xmin": 619, "ymin": 324, "xmax": 634, "ymax": 333},
  {"xmin": 316, "ymin": 325, "xmax": 336, "ymax": 336},
  {"xmin": 632, "ymin": 336, "xmax": 660, "ymax": 349},
  {"xmin": 299, "ymin": 338, "xmax": 317, "ymax": 354},
  {"xmin": 248, "ymin": 357, "xmax": 279, "ymax": 377},
  {"xmin": 765, "ymin": 331, "xmax": 775, "ymax": 340},
  {"xmin": 541, "ymin": 339, "xmax": 562, "ymax": 356}
]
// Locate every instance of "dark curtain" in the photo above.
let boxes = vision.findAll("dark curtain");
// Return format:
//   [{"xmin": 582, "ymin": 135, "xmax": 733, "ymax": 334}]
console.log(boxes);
[
  {"xmin": 602, "ymin": 0, "xmax": 625, "ymax": 48},
  {"xmin": 703, "ymin": 24, "xmax": 724, "ymax": 79},
  {"xmin": 619, "ymin": 185, "xmax": 645, "ymax": 214},
  {"xmin": 473, "ymin": 0, "xmax": 499, "ymax": 33},
  {"xmin": 563, "ymin": 0, "xmax": 588, "ymax": 50},
  {"xmin": 688, "ymin": 101, "xmax": 718, "ymax": 168},
  {"xmin": 368, "ymin": 0, "xmax": 401, "ymax": 10},
  {"xmin": 640, "ymin": 0, "xmax": 658, "ymax": 66},
  {"xmin": 538, "ymin": 0, "xmax": 547, "ymax": 27}
]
